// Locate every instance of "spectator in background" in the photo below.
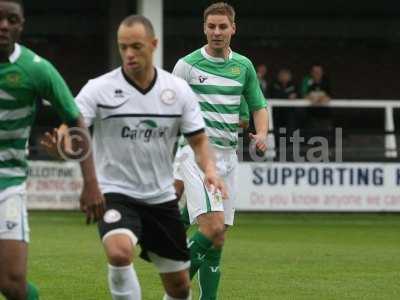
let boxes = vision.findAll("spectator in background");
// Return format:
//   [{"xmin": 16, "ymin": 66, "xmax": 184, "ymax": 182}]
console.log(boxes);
[
  {"xmin": 256, "ymin": 64, "xmax": 268, "ymax": 97},
  {"xmin": 270, "ymin": 68, "xmax": 304, "ymax": 139},
  {"xmin": 301, "ymin": 64, "xmax": 331, "ymax": 104},
  {"xmin": 301, "ymin": 64, "xmax": 334, "ymax": 157},
  {"xmin": 270, "ymin": 68, "xmax": 297, "ymax": 99}
]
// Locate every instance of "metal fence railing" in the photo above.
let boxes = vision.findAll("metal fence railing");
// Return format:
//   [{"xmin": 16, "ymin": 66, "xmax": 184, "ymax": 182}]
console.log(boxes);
[
  {"xmin": 264, "ymin": 99, "xmax": 400, "ymax": 162},
  {"xmin": 28, "ymin": 99, "xmax": 400, "ymax": 163}
]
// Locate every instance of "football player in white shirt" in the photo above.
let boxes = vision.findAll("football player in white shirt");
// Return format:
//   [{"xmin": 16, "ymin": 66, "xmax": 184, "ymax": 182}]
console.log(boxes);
[{"xmin": 42, "ymin": 15, "xmax": 226, "ymax": 300}]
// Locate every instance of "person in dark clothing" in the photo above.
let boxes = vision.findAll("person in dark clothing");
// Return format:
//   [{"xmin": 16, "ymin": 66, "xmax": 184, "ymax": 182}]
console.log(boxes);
[
  {"xmin": 256, "ymin": 64, "xmax": 268, "ymax": 97},
  {"xmin": 270, "ymin": 68, "xmax": 297, "ymax": 100},
  {"xmin": 301, "ymin": 64, "xmax": 334, "ymax": 158},
  {"xmin": 270, "ymin": 68, "xmax": 305, "ymax": 156},
  {"xmin": 301, "ymin": 64, "xmax": 331, "ymax": 104}
]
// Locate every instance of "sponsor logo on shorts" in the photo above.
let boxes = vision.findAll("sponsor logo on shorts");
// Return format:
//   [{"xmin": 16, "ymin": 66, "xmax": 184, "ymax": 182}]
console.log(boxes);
[
  {"xmin": 103, "ymin": 209, "xmax": 122, "ymax": 223},
  {"xmin": 6, "ymin": 221, "xmax": 18, "ymax": 230},
  {"xmin": 212, "ymin": 191, "xmax": 223, "ymax": 204}
]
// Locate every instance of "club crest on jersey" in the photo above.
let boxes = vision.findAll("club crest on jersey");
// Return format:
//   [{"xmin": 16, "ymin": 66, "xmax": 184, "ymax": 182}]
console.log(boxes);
[
  {"xmin": 198, "ymin": 75, "xmax": 208, "ymax": 83},
  {"xmin": 103, "ymin": 209, "xmax": 122, "ymax": 223},
  {"xmin": 160, "ymin": 89, "xmax": 176, "ymax": 105},
  {"xmin": 230, "ymin": 66, "xmax": 241, "ymax": 76},
  {"xmin": 6, "ymin": 73, "xmax": 21, "ymax": 87}
]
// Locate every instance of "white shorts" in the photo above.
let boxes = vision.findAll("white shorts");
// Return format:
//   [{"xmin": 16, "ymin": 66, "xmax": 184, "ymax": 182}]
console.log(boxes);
[
  {"xmin": 174, "ymin": 145, "xmax": 238, "ymax": 226},
  {"xmin": 0, "ymin": 184, "xmax": 30, "ymax": 242}
]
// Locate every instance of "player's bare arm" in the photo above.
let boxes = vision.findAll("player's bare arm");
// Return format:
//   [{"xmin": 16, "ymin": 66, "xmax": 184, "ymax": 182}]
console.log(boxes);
[
  {"xmin": 249, "ymin": 108, "xmax": 269, "ymax": 152},
  {"xmin": 187, "ymin": 132, "xmax": 227, "ymax": 198},
  {"xmin": 41, "ymin": 117, "xmax": 105, "ymax": 224}
]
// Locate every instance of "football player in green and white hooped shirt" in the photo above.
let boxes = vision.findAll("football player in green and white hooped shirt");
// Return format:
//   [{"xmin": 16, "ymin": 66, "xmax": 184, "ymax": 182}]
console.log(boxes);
[
  {"xmin": 0, "ymin": 1, "xmax": 104, "ymax": 299},
  {"xmin": 173, "ymin": 2, "xmax": 268, "ymax": 299}
]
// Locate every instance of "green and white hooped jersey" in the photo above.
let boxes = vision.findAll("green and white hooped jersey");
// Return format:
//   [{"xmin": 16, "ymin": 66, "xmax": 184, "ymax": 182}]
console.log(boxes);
[
  {"xmin": 173, "ymin": 46, "xmax": 267, "ymax": 149},
  {"xmin": 0, "ymin": 44, "xmax": 80, "ymax": 190}
]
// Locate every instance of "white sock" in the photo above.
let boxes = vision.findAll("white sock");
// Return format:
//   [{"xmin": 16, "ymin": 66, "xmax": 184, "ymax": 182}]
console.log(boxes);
[
  {"xmin": 163, "ymin": 290, "xmax": 192, "ymax": 300},
  {"xmin": 108, "ymin": 264, "xmax": 141, "ymax": 300}
]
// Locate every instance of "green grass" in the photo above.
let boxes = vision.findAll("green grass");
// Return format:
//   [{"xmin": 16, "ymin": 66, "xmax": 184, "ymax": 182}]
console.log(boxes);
[{"xmin": 5, "ymin": 212, "xmax": 400, "ymax": 299}]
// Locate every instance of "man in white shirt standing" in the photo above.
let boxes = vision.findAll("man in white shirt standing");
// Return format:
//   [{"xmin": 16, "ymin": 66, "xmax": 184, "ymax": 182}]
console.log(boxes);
[{"xmin": 44, "ymin": 15, "xmax": 225, "ymax": 300}]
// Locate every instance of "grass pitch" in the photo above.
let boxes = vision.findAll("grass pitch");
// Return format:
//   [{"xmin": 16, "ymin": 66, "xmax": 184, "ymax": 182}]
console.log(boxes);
[{"xmin": 6, "ymin": 212, "xmax": 400, "ymax": 299}]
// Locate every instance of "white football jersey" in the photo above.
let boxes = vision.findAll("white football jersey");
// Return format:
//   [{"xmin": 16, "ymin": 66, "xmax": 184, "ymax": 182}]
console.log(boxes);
[{"xmin": 75, "ymin": 67, "xmax": 205, "ymax": 204}]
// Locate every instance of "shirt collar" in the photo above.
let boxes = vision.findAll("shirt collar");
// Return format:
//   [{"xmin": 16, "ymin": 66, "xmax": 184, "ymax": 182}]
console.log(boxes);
[
  {"xmin": 9, "ymin": 43, "xmax": 21, "ymax": 63},
  {"xmin": 201, "ymin": 45, "xmax": 233, "ymax": 63}
]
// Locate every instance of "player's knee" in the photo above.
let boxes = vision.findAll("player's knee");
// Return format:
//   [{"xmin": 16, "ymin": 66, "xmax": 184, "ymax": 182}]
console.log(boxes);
[
  {"xmin": 0, "ymin": 273, "xmax": 26, "ymax": 299},
  {"xmin": 165, "ymin": 278, "xmax": 191, "ymax": 299},
  {"xmin": 198, "ymin": 213, "xmax": 225, "ymax": 237},
  {"xmin": 106, "ymin": 244, "xmax": 133, "ymax": 266},
  {"xmin": 200, "ymin": 220, "xmax": 225, "ymax": 242},
  {"xmin": 212, "ymin": 231, "xmax": 225, "ymax": 248}
]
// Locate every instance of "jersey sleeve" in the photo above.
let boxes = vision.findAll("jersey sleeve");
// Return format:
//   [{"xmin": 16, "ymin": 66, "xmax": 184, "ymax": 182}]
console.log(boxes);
[
  {"xmin": 242, "ymin": 61, "xmax": 267, "ymax": 112},
  {"xmin": 35, "ymin": 59, "xmax": 80, "ymax": 124},
  {"xmin": 180, "ymin": 83, "xmax": 205, "ymax": 136},
  {"xmin": 74, "ymin": 81, "xmax": 98, "ymax": 127},
  {"xmin": 172, "ymin": 59, "xmax": 189, "ymax": 81},
  {"xmin": 239, "ymin": 97, "xmax": 250, "ymax": 121}
]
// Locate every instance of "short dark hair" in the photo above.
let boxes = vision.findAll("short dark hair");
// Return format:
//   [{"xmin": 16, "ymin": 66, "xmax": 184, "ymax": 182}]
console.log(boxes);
[
  {"xmin": 120, "ymin": 14, "xmax": 155, "ymax": 37},
  {"xmin": 279, "ymin": 67, "xmax": 291, "ymax": 72},
  {"xmin": 311, "ymin": 63, "xmax": 323, "ymax": 68},
  {"xmin": 204, "ymin": 2, "xmax": 235, "ymax": 24},
  {"xmin": 2, "ymin": 0, "xmax": 24, "ymax": 12}
]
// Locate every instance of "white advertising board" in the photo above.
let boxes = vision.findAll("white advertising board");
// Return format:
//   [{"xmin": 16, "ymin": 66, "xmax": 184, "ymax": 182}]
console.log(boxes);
[
  {"xmin": 236, "ymin": 162, "xmax": 400, "ymax": 211},
  {"xmin": 27, "ymin": 161, "xmax": 82, "ymax": 210},
  {"xmin": 26, "ymin": 161, "xmax": 400, "ymax": 211}
]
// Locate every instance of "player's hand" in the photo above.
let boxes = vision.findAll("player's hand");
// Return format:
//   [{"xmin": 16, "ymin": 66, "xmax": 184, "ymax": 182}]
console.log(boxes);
[
  {"xmin": 40, "ymin": 126, "xmax": 71, "ymax": 159},
  {"xmin": 249, "ymin": 132, "xmax": 267, "ymax": 153},
  {"xmin": 239, "ymin": 119, "xmax": 249, "ymax": 129},
  {"xmin": 204, "ymin": 171, "xmax": 228, "ymax": 200},
  {"xmin": 80, "ymin": 181, "xmax": 105, "ymax": 224},
  {"xmin": 174, "ymin": 179, "xmax": 185, "ymax": 201}
]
